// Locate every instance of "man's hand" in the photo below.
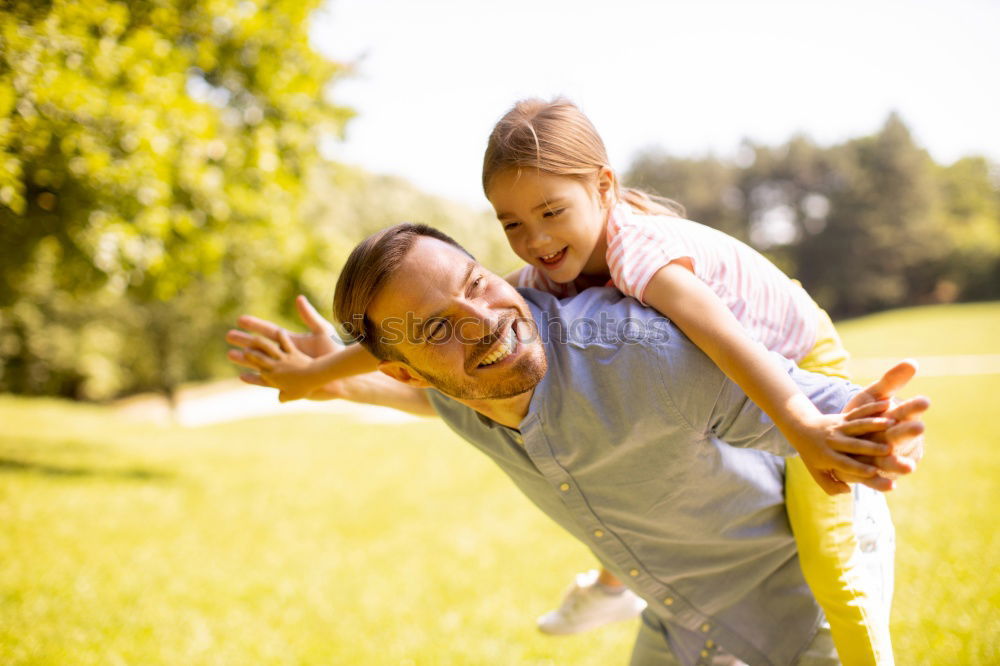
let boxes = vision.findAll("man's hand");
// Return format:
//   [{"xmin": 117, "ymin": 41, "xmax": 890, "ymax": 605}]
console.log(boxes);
[
  {"xmin": 838, "ymin": 359, "xmax": 930, "ymax": 491},
  {"xmin": 226, "ymin": 295, "xmax": 346, "ymax": 401}
]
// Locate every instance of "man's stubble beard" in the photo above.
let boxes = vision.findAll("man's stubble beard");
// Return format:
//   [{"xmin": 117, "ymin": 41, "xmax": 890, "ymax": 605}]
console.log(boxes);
[{"xmin": 417, "ymin": 349, "xmax": 548, "ymax": 401}]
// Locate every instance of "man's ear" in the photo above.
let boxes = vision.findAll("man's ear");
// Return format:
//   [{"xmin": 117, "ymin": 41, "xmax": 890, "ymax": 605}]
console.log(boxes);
[
  {"xmin": 378, "ymin": 360, "xmax": 432, "ymax": 388},
  {"xmin": 596, "ymin": 166, "xmax": 617, "ymax": 207}
]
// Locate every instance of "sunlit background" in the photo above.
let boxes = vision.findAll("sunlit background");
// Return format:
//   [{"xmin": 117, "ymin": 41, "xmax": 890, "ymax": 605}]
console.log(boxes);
[
  {"xmin": 313, "ymin": 0, "xmax": 1000, "ymax": 208},
  {"xmin": 1, "ymin": 0, "xmax": 998, "ymax": 664}
]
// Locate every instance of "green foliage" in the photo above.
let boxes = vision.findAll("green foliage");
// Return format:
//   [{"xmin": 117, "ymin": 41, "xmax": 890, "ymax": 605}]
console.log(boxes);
[
  {"xmin": 0, "ymin": 1, "xmax": 518, "ymax": 401},
  {"xmin": 624, "ymin": 114, "xmax": 1000, "ymax": 318},
  {"xmin": 934, "ymin": 156, "xmax": 1000, "ymax": 300},
  {"xmin": 0, "ymin": 0, "xmax": 351, "ymax": 398}
]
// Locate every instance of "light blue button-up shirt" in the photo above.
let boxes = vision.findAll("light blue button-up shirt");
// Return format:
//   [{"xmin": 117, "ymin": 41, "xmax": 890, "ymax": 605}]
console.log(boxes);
[{"xmin": 427, "ymin": 287, "xmax": 860, "ymax": 666}]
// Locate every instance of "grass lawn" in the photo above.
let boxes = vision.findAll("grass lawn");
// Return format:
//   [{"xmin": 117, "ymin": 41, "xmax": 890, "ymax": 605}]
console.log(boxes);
[{"xmin": 2, "ymin": 302, "xmax": 998, "ymax": 665}]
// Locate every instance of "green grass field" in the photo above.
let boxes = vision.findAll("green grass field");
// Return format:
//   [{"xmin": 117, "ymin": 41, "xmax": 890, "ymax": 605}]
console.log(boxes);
[{"xmin": 2, "ymin": 302, "xmax": 998, "ymax": 665}]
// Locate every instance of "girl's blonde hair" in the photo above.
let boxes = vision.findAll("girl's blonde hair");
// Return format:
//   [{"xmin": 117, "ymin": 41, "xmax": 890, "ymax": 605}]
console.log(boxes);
[{"xmin": 482, "ymin": 97, "xmax": 684, "ymax": 218}]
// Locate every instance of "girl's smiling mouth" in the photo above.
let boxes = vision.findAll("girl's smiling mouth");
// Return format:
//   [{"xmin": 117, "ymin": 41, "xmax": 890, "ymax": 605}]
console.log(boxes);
[{"xmin": 538, "ymin": 247, "xmax": 567, "ymax": 267}]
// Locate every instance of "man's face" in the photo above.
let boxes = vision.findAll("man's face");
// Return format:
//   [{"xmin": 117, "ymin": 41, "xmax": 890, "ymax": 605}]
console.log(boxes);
[{"xmin": 369, "ymin": 236, "xmax": 547, "ymax": 401}]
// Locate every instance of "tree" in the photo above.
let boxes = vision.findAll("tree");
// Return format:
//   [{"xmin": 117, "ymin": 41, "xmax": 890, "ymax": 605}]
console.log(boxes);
[
  {"xmin": 620, "ymin": 114, "xmax": 999, "ymax": 317},
  {"xmin": 625, "ymin": 149, "xmax": 746, "ymax": 241},
  {"xmin": 933, "ymin": 156, "xmax": 1000, "ymax": 301},
  {"xmin": 794, "ymin": 114, "xmax": 944, "ymax": 316},
  {"xmin": 0, "ymin": 0, "xmax": 351, "ymax": 399}
]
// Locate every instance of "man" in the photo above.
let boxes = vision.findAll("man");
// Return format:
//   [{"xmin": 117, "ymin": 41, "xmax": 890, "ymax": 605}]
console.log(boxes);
[{"xmin": 227, "ymin": 224, "xmax": 927, "ymax": 665}]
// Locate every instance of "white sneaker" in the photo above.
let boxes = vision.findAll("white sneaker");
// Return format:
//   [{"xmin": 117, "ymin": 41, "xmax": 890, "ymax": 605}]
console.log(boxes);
[{"xmin": 536, "ymin": 569, "xmax": 647, "ymax": 635}]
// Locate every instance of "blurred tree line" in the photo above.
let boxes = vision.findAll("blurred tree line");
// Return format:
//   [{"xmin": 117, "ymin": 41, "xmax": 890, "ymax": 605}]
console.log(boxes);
[
  {"xmin": 626, "ymin": 114, "xmax": 1000, "ymax": 319},
  {"xmin": 2, "ymin": 3, "xmax": 997, "ymax": 402}
]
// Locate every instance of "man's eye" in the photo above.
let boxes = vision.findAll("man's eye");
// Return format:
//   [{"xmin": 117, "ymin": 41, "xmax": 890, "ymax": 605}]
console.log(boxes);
[
  {"xmin": 472, "ymin": 276, "xmax": 484, "ymax": 290},
  {"xmin": 425, "ymin": 319, "xmax": 447, "ymax": 342}
]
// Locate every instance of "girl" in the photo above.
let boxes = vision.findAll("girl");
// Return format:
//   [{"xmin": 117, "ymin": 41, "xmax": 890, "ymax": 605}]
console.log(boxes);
[
  {"xmin": 481, "ymin": 98, "xmax": 893, "ymax": 664},
  {"xmin": 257, "ymin": 98, "xmax": 894, "ymax": 664}
]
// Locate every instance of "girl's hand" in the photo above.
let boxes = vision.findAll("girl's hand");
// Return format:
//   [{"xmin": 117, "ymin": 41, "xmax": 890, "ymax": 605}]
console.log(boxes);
[
  {"xmin": 790, "ymin": 410, "xmax": 895, "ymax": 495},
  {"xmin": 257, "ymin": 333, "xmax": 332, "ymax": 403},
  {"xmin": 226, "ymin": 295, "xmax": 347, "ymax": 401}
]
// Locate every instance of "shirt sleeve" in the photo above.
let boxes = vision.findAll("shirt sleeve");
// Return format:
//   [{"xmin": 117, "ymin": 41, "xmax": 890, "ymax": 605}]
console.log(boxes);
[{"xmin": 607, "ymin": 215, "xmax": 698, "ymax": 304}]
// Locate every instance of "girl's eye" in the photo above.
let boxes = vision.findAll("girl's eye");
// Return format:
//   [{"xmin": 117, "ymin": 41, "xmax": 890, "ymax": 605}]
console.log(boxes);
[
  {"xmin": 472, "ymin": 276, "xmax": 484, "ymax": 290},
  {"xmin": 543, "ymin": 208, "xmax": 563, "ymax": 218},
  {"xmin": 502, "ymin": 221, "xmax": 520, "ymax": 231}
]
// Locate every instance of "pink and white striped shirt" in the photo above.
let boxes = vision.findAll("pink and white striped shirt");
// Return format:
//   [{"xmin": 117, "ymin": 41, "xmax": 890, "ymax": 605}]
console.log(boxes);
[{"xmin": 517, "ymin": 203, "xmax": 819, "ymax": 361}]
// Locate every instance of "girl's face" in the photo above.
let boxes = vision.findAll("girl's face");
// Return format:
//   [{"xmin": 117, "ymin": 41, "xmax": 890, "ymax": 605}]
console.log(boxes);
[{"xmin": 487, "ymin": 168, "xmax": 614, "ymax": 284}]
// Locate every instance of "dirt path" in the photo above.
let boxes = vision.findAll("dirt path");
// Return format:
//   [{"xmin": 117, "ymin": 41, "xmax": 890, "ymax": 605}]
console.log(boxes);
[{"xmin": 113, "ymin": 378, "xmax": 421, "ymax": 427}]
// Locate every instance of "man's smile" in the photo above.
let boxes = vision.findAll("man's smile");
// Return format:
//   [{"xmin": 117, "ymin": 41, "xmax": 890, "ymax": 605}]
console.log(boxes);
[{"xmin": 477, "ymin": 326, "xmax": 518, "ymax": 368}]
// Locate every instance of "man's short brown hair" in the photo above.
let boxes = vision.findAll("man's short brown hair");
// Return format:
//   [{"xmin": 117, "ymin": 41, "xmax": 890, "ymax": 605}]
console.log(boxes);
[{"xmin": 333, "ymin": 223, "xmax": 472, "ymax": 361}]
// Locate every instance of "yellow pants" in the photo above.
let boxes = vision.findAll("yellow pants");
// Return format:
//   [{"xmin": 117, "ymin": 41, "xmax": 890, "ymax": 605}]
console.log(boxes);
[{"xmin": 787, "ymin": 307, "xmax": 894, "ymax": 665}]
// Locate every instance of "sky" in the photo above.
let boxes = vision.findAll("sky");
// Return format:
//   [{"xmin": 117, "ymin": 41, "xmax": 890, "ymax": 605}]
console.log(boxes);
[{"xmin": 310, "ymin": 0, "xmax": 1000, "ymax": 209}]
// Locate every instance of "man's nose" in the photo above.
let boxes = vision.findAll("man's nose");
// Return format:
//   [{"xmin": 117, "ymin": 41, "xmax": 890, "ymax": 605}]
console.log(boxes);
[{"xmin": 455, "ymin": 301, "xmax": 498, "ymax": 342}]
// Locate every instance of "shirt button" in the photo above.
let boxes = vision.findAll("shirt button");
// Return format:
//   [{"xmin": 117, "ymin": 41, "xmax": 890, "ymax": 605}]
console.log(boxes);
[
  {"xmin": 706, "ymin": 640, "xmax": 714, "ymax": 648},
  {"xmin": 513, "ymin": 434, "xmax": 523, "ymax": 444},
  {"xmin": 593, "ymin": 529, "xmax": 604, "ymax": 538},
  {"xmin": 701, "ymin": 623, "xmax": 711, "ymax": 632},
  {"xmin": 700, "ymin": 650, "xmax": 709, "ymax": 658},
  {"xmin": 629, "ymin": 569, "xmax": 639, "ymax": 577},
  {"xmin": 559, "ymin": 483, "xmax": 570, "ymax": 492},
  {"xmin": 663, "ymin": 597, "xmax": 674, "ymax": 605}
]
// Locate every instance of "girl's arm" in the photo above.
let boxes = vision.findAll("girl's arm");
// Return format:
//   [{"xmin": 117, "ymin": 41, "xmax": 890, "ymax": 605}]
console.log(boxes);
[
  {"xmin": 504, "ymin": 266, "xmax": 529, "ymax": 287},
  {"xmin": 643, "ymin": 261, "xmax": 889, "ymax": 494},
  {"xmin": 227, "ymin": 294, "xmax": 379, "ymax": 403},
  {"xmin": 261, "ymin": 342, "xmax": 380, "ymax": 403}
]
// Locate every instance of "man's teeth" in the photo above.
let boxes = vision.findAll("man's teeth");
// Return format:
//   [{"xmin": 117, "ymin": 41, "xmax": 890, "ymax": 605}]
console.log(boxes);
[{"xmin": 479, "ymin": 329, "xmax": 517, "ymax": 367}]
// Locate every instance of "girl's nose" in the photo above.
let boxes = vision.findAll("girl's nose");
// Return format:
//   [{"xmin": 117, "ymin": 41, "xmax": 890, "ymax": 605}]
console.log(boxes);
[{"xmin": 527, "ymin": 230, "xmax": 552, "ymax": 251}]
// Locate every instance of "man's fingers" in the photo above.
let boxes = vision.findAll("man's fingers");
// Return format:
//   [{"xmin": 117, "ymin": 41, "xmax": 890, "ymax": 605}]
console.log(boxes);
[
  {"xmin": 875, "ymin": 453, "xmax": 917, "ymax": 476},
  {"xmin": 247, "ymin": 334, "xmax": 281, "ymax": 360},
  {"xmin": 858, "ymin": 475, "xmax": 897, "ymax": 492},
  {"xmin": 864, "ymin": 359, "xmax": 918, "ymax": 400},
  {"xmin": 884, "ymin": 396, "xmax": 931, "ymax": 422},
  {"xmin": 226, "ymin": 329, "xmax": 256, "ymax": 349},
  {"xmin": 844, "ymin": 400, "xmax": 890, "ymax": 421},
  {"xmin": 235, "ymin": 314, "xmax": 284, "ymax": 340},
  {"xmin": 244, "ymin": 349, "xmax": 275, "ymax": 371},
  {"xmin": 228, "ymin": 349, "xmax": 259, "ymax": 370},
  {"xmin": 829, "ymin": 453, "xmax": 880, "ymax": 479},
  {"xmin": 296, "ymin": 295, "xmax": 334, "ymax": 334},
  {"xmin": 830, "ymin": 432, "xmax": 891, "ymax": 457},
  {"xmin": 883, "ymin": 421, "xmax": 926, "ymax": 453},
  {"xmin": 836, "ymin": 417, "xmax": 895, "ymax": 438},
  {"xmin": 277, "ymin": 329, "xmax": 295, "ymax": 354},
  {"xmin": 239, "ymin": 372, "xmax": 271, "ymax": 387}
]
